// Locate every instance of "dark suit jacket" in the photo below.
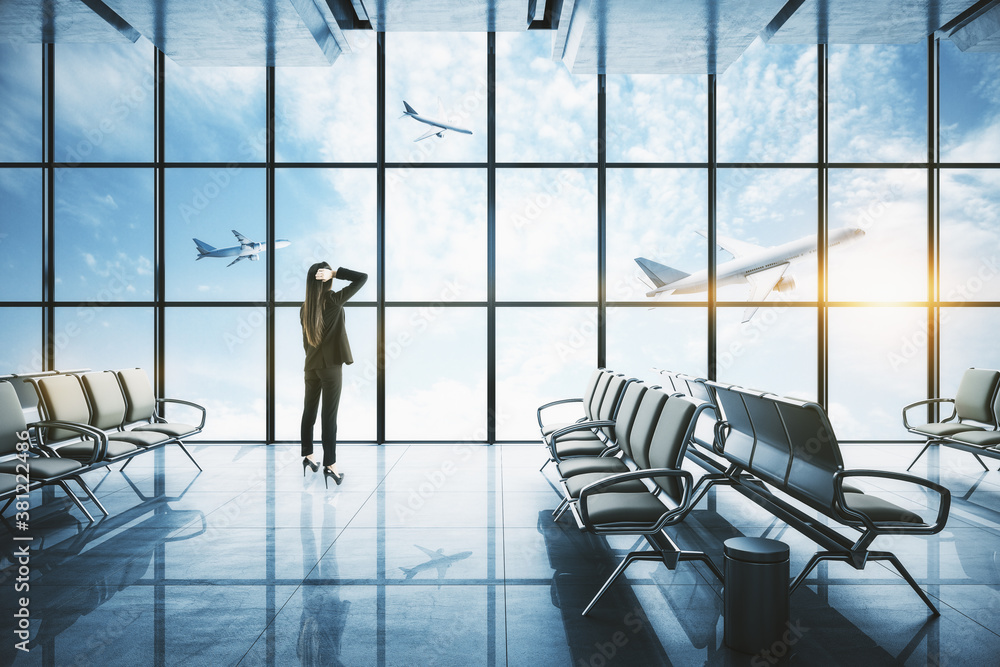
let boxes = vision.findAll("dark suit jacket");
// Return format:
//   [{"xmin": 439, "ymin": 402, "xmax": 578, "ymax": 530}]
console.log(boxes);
[{"xmin": 302, "ymin": 267, "xmax": 368, "ymax": 370}]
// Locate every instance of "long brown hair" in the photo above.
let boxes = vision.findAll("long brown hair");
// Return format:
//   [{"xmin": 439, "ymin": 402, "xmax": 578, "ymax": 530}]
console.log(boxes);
[{"xmin": 302, "ymin": 261, "xmax": 332, "ymax": 347}]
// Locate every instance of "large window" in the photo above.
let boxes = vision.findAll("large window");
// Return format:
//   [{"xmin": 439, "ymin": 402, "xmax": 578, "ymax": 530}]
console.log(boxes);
[{"xmin": 4, "ymin": 34, "xmax": 998, "ymax": 444}]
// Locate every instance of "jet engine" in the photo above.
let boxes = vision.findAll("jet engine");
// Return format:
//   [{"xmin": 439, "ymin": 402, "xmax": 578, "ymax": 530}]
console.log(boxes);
[
  {"xmin": 774, "ymin": 276, "xmax": 796, "ymax": 293},
  {"xmin": 249, "ymin": 253, "xmax": 259, "ymax": 261}
]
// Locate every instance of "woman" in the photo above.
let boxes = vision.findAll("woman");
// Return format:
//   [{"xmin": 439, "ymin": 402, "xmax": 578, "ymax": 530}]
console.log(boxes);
[{"xmin": 301, "ymin": 261, "xmax": 368, "ymax": 487}]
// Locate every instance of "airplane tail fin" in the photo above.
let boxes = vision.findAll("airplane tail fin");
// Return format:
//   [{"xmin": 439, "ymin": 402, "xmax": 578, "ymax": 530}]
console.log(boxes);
[
  {"xmin": 193, "ymin": 238, "xmax": 215, "ymax": 258},
  {"xmin": 635, "ymin": 258, "xmax": 690, "ymax": 288},
  {"xmin": 399, "ymin": 566, "xmax": 416, "ymax": 579},
  {"xmin": 402, "ymin": 100, "xmax": 417, "ymax": 115}
]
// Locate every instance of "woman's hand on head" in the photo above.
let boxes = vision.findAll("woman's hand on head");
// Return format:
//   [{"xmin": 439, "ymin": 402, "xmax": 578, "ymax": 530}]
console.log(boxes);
[{"xmin": 315, "ymin": 268, "xmax": 335, "ymax": 282}]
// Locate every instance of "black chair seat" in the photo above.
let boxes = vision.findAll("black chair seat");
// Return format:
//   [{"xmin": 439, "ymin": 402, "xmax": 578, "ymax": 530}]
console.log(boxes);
[
  {"xmin": 839, "ymin": 492, "xmax": 923, "ymax": 524},
  {"xmin": 553, "ymin": 439, "xmax": 607, "ymax": 458},
  {"xmin": 57, "ymin": 440, "xmax": 139, "ymax": 461},
  {"xmin": 949, "ymin": 430, "xmax": 1000, "ymax": 447},
  {"xmin": 583, "ymin": 492, "xmax": 671, "ymax": 527},
  {"xmin": 0, "ymin": 456, "xmax": 81, "ymax": 479},
  {"xmin": 565, "ymin": 473, "xmax": 647, "ymax": 498},
  {"xmin": 557, "ymin": 457, "xmax": 628, "ymax": 478},
  {"xmin": 109, "ymin": 431, "xmax": 171, "ymax": 447},
  {"xmin": 912, "ymin": 422, "xmax": 985, "ymax": 437},
  {"xmin": 132, "ymin": 422, "xmax": 197, "ymax": 438}
]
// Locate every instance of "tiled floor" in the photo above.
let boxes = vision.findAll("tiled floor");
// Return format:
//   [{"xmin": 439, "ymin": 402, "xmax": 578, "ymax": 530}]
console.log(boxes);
[{"xmin": 2, "ymin": 442, "xmax": 1000, "ymax": 665}]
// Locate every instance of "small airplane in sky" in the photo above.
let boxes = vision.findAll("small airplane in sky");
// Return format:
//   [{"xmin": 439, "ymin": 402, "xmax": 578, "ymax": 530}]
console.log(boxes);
[
  {"xmin": 399, "ymin": 545, "xmax": 472, "ymax": 584},
  {"xmin": 636, "ymin": 227, "xmax": 865, "ymax": 322},
  {"xmin": 400, "ymin": 101, "xmax": 473, "ymax": 142},
  {"xmin": 193, "ymin": 230, "xmax": 290, "ymax": 267}
]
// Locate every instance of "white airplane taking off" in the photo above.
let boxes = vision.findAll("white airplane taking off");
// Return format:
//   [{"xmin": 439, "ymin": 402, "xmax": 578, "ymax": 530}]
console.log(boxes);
[
  {"xmin": 636, "ymin": 227, "xmax": 865, "ymax": 322},
  {"xmin": 193, "ymin": 230, "xmax": 291, "ymax": 267},
  {"xmin": 400, "ymin": 101, "xmax": 473, "ymax": 141}
]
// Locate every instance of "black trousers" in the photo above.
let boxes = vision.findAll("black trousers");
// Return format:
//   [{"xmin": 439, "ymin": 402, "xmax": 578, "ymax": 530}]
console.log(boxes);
[{"xmin": 301, "ymin": 365, "xmax": 343, "ymax": 467}]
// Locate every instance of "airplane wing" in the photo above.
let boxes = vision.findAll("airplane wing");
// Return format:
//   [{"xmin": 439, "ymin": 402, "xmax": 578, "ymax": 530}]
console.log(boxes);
[
  {"xmin": 695, "ymin": 230, "xmax": 765, "ymax": 258},
  {"xmin": 227, "ymin": 255, "xmax": 247, "ymax": 267},
  {"xmin": 414, "ymin": 128, "xmax": 445, "ymax": 142},
  {"xmin": 232, "ymin": 230, "xmax": 254, "ymax": 246},
  {"xmin": 742, "ymin": 264, "xmax": 789, "ymax": 322},
  {"xmin": 415, "ymin": 545, "xmax": 442, "ymax": 559}
]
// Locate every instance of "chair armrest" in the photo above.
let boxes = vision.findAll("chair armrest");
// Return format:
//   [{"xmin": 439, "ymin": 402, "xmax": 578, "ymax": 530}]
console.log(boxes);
[
  {"xmin": 578, "ymin": 468, "xmax": 694, "ymax": 531},
  {"xmin": 546, "ymin": 420, "xmax": 615, "ymax": 461},
  {"xmin": 29, "ymin": 420, "xmax": 108, "ymax": 465},
  {"xmin": 901, "ymin": 398, "xmax": 956, "ymax": 430},
  {"xmin": 155, "ymin": 398, "xmax": 207, "ymax": 430},
  {"xmin": 833, "ymin": 469, "xmax": 951, "ymax": 535},
  {"xmin": 536, "ymin": 397, "xmax": 583, "ymax": 429}
]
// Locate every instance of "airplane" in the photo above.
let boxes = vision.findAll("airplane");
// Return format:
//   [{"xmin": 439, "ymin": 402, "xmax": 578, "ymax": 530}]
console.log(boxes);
[
  {"xmin": 399, "ymin": 545, "xmax": 472, "ymax": 584},
  {"xmin": 400, "ymin": 100, "xmax": 473, "ymax": 142},
  {"xmin": 636, "ymin": 226, "xmax": 866, "ymax": 322},
  {"xmin": 192, "ymin": 230, "xmax": 291, "ymax": 267}
]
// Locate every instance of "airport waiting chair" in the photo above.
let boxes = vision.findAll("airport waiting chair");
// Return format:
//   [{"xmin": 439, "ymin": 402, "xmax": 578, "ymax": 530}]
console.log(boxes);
[
  {"xmin": 115, "ymin": 368, "xmax": 206, "ymax": 471},
  {"xmin": 903, "ymin": 368, "xmax": 1000, "ymax": 471},
  {"xmin": 572, "ymin": 392, "xmax": 723, "ymax": 616},
  {"xmin": 707, "ymin": 382, "xmax": 950, "ymax": 615},
  {"xmin": 537, "ymin": 368, "xmax": 610, "ymax": 439},
  {"xmin": 0, "ymin": 381, "xmax": 106, "ymax": 523},
  {"xmin": 540, "ymin": 374, "xmax": 630, "ymax": 470},
  {"xmin": 550, "ymin": 382, "xmax": 661, "ymax": 520}
]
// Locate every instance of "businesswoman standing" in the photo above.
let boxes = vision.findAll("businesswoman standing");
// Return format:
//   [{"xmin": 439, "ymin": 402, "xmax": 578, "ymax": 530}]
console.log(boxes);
[{"xmin": 301, "ymin": 261, "xmax": 368, "ymax": 487}]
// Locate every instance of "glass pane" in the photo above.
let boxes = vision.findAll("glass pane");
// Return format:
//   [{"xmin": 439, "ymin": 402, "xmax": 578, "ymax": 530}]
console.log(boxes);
[
  {"xmin": 940, "ymin": 41, "xmax": 1000, "ymax": 162},
  {"xmin": 385, "ymin": 308, "xmax": 486, "ymax": 440},
  {"xmin": 607, "ymin": 74, "xmax": 707, "ymax": 163},
  {"xmin": 827, "ymin": 169, "xmax": 925, "ymax": 302},
  {"xmin": 941, "ymin": 169, "xmax": 1000, "ymax": 302},
  {"xmin": 55, "ymin": 41, "xmax": 154, "ymax": 163},
  {"xmin": 716, "ymin": 306, "xmax": 816, "ymax": 400},
  {"xmin": 55, "ymin": 168, "xmax": 153, "ymax": 302},
  {"xmin": 275, "ymin": 168, "xmax": 376, "ymax": 303},
  {"xmin": 165, "ymin": 60, "xmax": 266, "ymax": 162},
  {"xmin": 386, "ymin": 168, "xmax": 486, "ymax": 301},
  {"xmin": 496, "ymin": 307, "xmax": 597, "ymax": 440},
  {"xmin": 496, "ymin": 168, "xmax": 596, "ymax": 301},
  {"xmin": 496, "ymin": 31, "xmax": 597, "ymax": 163},
  {"xmin": 54, "ymin": 307, "xmax": 153, "ymax": 373},
  {"xmin": 0, "ymin": 308, "xmax": 40, "ymax": 374},
  {"xmin": 940, "ymin": 308, "xmax": 1000, "ymax": 397},
  {"xmin": 0, "ymin": 45, "xmax": 42, "ymax": 162},
  {"xmin": 0, "ymin": 169, "xmax": 42, "ymax": 300},
  {"xmin": 606, "ymin": 307, "xmax": 707, "ymax": 384},
  {"xmin": 275, "ymin": 305, "xmax": 376, "ymax": 441},
  {"xmin": 386, "ymin": 33, "xmax": 486, "ymax": 164},
  {"xmin": 828, "ymin": 307, "xmax": 926, "ymax": 440},
  {"xmin": 716, "ymin": 168, "xmax": 816, "ymax": 303},
  {"xmin": 829, "ymin": 44, "xmax": 926, "ymax": 163},
  {"xmin": 607, "ymin": 168, "xmax": 708, "ymax": 304},
  {"xmin": 165, "ymin": 168, "xmax": 266, "ymax": 301},
  {"xmin": 276, "ymin": 32, "xmax": 377, "ymax": 163},
  {"xmin": 165, "ymin": 307, "xmax": 265, "ymax": 441},
  {"xmin": 718, "ymin": 40, "xmax": 816, "ymax": 163}
]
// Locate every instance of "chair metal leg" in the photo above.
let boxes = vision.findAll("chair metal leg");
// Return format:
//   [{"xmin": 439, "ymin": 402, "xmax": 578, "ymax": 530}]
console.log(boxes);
[
  {"xmin": 583, "ymin": 551, "xmax": 662, "ymax": 616},
  {"xmin": 551, "ymin": 498, "xmax": 568, "ymax": 517},
  {"xmin": 176, "ymin": 442, "xmax": 203, "ymax": 472},
  {"xmin": 870, "ymin": 552, "xmax": 940, "ymax": 616},
  {"xmin": 57, "ymin": 481, "xmax": 95, "ymax": 522},
  {"xmin": 906, "ymin": 441, "xmax": 934, "ymax": 471},
  {"xmin": 972, "ymin": 453, "xmax": 990, "ymax": 471},
  {"xmin": 72, "ymin": 476, "xmax": 109, "ymax": 517},
  {"xmin": 789, "ymin": 551, "xmax": 849, "ymax": 595},
  {"xmin": 551, "ymin": 498, "xmax": 571, "ymax": 522},
  {"xmin": 539, "ymin": 457, "xmax": 551, "ymax": 472},
  {"xmin": 119, "ymin": 457, "xmax": 133, "ymax": 472}
]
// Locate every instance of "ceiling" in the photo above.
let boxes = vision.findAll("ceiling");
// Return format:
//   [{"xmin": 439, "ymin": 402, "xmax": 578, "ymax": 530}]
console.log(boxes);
[{"xmin": 1, "ymin": 0, "xmax": 998, "ymax": 71}]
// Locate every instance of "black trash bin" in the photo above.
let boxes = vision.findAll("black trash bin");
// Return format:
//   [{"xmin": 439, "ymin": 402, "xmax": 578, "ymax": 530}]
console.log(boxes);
[{"xmin": 723, "ymin": 536, "xmax": 790, "ymax": 654}]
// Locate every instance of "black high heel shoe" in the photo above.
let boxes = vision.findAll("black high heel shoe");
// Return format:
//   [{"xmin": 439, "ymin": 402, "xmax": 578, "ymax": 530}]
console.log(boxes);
[
  {"xmin": 302, "ymin": 458, "xmax": 320, "ymax": 475},
  {"xmin": 324, "ymin": 468, "xmax": 344, "ymax": 488}
]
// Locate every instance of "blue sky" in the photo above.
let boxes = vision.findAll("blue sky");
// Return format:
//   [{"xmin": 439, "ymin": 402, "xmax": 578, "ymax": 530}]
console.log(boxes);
[{"xmin": 2, "ymin": 35, "xmax": 1000, "ymax": 441}]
